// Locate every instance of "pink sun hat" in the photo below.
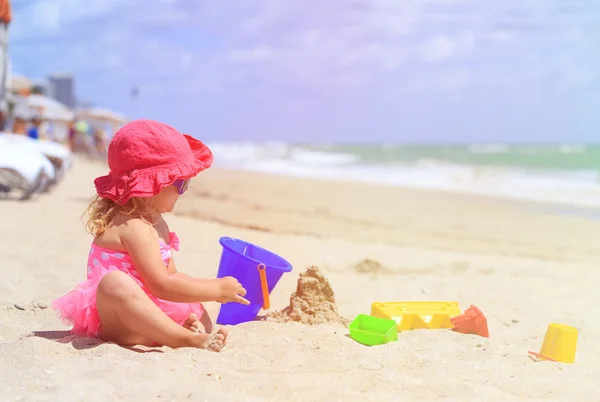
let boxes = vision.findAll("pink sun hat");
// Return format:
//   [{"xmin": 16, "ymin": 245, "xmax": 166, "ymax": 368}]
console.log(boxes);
[{"xmin": 94, "ymin": 119, "xmax": 213, "ymax": 204}]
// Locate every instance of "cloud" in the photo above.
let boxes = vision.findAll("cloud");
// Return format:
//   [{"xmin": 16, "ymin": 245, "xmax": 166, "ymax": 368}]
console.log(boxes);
[
  {"xmin": 11, "ymin": 0, "xmax": 128, "ymax": 39},
  {"xmin": 228, "ymin": 45, "xmax": 273, "ymax": 63},
  {"xmin": 9, "ymin": 0, "xmax": 600, "ymax": 141},
  {"xmin": 419, "ymin": 32, "xmax": 475, "ymax": 62}
]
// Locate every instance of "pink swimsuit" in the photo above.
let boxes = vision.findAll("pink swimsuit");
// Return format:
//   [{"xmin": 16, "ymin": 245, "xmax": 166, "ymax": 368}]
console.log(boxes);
[{"xmin": 52, "ymin": 232, "xmax": 204, "ymax": 337}]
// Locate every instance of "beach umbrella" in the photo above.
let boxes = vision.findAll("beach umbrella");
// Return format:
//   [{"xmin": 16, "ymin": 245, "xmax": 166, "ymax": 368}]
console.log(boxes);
[{"xmin": 76, "ymin": 107, "xmax": 128, "ymax": 124}]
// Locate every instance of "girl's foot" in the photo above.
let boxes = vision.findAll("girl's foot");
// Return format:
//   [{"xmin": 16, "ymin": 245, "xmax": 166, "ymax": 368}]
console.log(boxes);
[
  {"xmin": 213, "ymin": 327, "xmax": 229, "ymax": 346},
  {"xmin": 183, "ymin": 313, "xmax": 230, "ymax": 351},
  {"xmin": 199, "ymin": 326, "xmax": 229, "ymax": 350},
  {"xmin": 183, "ymin": 313, "xmax": 202, "ymax": 333},
  {"xmin": 193, "ymin": 332, "xmax": 226, "ymax": 351}
]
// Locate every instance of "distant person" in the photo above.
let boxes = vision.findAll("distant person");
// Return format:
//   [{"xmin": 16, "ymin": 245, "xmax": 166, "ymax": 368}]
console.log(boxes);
[
  {"xmin": 67, "ymin": 120, "xmax": 76, "ymax": 150},
  {"xmin": 71, "ymin": 119, "xmax": 96, "ymax": 154},
  {"xmin": 0, "ymin": 0, "xmax": 10, "ymax": 110},
  {"xmin": 0, "ymin": 108, "xmax": 5, "ymax": 131},
  {"xmin": 92, "ymin": 127, "xmax": 108, "ymax": 156},
  {"xmin": 0, "ymin": 99, "xmax": 8, "ymax": 130},
  {"xmin": 40, "ymin": 120, "xmax": 53, "ymax": 141},
  {"xmin": 11, "ymin": 116, "xmax": 26, "ymax": 134},
  {"xmin": 27, "ymin": 116, "xmax": 43, "ymax": 140},
  {"xmin": 52, "ymin": 119, "xmax": 246, "ymax": 351}
]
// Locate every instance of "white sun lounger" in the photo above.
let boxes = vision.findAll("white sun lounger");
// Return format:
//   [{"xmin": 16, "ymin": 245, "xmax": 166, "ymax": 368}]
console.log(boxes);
[
  {"xmin": 0, "ymin": 132, "xmax": 72, "ymax": 180},
  {"xmin": 0, "ymin": 142, "xmax": 56, "ymax": 200}
]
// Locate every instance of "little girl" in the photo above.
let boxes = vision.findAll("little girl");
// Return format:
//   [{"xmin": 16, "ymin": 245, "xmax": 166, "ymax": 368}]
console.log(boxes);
[{"xmin": 53, "ymin": 119, "xmax": 249, "ymax": 352}]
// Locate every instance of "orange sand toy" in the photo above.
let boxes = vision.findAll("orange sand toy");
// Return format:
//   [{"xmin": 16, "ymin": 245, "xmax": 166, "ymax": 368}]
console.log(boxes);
[{"xmin": 450, "ymin": 305, "xmax": 489, "ymax": 338}]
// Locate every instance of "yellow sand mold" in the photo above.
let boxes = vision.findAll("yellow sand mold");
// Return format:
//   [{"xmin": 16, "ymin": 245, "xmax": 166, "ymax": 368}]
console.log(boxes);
[{"xmin": 371, "ymin": 301, "xmax": 461, "ymax": 331}]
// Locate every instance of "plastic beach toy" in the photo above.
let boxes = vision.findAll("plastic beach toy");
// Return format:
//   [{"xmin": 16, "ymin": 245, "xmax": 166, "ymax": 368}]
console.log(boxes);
[
  {"xmin": 451, "ymin": 305, "xmax": 489, "ymax": 338},
  {"xmin": 349, "ymin": 314, "xmax": 398, "ymax": 346},
  {"xmin": 528, "ymin": 323, "xmax": 578, "ymax": 364},
  {"xmin": 216, "ymin": 237, "xmax": 293, "ymax": 325},
  {"xmin": 371, "ymin": 301, "xmax": 461, "ymax": 331}
]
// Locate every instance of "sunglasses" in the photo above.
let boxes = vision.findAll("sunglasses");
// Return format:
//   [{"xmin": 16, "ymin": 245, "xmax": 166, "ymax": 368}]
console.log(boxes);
[{"xmin": 172, "ymin": 179, "xmax": 190, "ymax": 195}]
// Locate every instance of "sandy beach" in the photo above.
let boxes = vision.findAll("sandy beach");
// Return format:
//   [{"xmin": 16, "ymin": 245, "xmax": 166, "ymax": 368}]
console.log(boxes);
[{"xmin": 1, "ymin": 157, "xmax": 599, "ymax": 401}]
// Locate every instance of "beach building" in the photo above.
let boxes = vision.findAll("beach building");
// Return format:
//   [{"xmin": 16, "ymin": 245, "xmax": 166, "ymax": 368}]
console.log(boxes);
[{"xmin": 47, "ymin": 73, "xmax": 76, "ymax": 108}]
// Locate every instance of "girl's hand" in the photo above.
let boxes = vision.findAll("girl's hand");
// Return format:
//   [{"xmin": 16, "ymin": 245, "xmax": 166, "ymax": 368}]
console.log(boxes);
[{"xmin": 216, "ymin": 276, "xmax": 250, "ymax": 305}]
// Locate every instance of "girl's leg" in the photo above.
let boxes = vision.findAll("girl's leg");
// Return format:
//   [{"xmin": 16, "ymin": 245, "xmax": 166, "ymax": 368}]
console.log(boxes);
[{"xmin": 96, "ymin": 271, "xmax": 226, "ymax": 350}]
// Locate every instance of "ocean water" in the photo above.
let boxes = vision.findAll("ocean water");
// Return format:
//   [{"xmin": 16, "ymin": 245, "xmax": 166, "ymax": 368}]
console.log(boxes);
[{"xmin": 205, "ymin": 142, "xmax": 600, "ymax": 209}]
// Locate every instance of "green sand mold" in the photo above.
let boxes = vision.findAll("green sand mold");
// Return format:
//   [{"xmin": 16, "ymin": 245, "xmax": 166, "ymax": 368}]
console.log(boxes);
[{"xmin": 349, "ymin": 314, "xmax": 398, "ymax": 346}]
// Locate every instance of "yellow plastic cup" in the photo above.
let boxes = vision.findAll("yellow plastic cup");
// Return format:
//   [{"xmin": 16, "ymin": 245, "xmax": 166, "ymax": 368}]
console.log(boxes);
[{"xmin": 535, "ymin": 323, "xmax": 578, "ymax": 364}]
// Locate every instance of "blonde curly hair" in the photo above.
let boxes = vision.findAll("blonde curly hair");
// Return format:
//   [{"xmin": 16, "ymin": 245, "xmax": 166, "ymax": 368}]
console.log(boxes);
[{"xmin": 83, "ymin": 195, "xmax": 157, "ymax": 237}]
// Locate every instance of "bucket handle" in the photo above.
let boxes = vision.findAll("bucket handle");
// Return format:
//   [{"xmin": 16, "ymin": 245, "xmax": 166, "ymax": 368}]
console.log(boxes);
[{"xmin": 257, "ymin": 263, "xmax": 270, "ymax": 310}]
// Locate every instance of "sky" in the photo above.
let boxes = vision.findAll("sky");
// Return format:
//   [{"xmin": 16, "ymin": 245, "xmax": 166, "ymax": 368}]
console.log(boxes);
[{"xmin": 9, "ymin": 0, "xmax": 600, "ymax": 143}]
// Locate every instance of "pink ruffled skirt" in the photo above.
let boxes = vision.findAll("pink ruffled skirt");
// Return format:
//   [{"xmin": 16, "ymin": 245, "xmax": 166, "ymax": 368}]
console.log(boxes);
[{"xmin": 52, "ymin": 265, "xmax": 204, "ymax": 337}]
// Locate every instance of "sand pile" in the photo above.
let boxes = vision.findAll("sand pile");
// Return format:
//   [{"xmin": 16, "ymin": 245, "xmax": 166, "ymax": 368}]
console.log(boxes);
[
  {"xmin": 353, "ymin": 258, "xmax": 391, "ymax": 274},
  {"xmin": 268, "ymin": 266, "xmax": 348, "ymax": 325}
]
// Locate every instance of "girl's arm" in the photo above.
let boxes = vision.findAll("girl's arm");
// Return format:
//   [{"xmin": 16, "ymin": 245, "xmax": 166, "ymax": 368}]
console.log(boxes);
[
  {"xmin": 121, "ymin": 220, "xmax": 248, "ymax": 304},
  {"xmin": 167, "ymin": 256, "xmax": 198, "ymax": 282},
  {"xmin": 167, "ymin": 254, "xmax": 177, "ymax": 275}
]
